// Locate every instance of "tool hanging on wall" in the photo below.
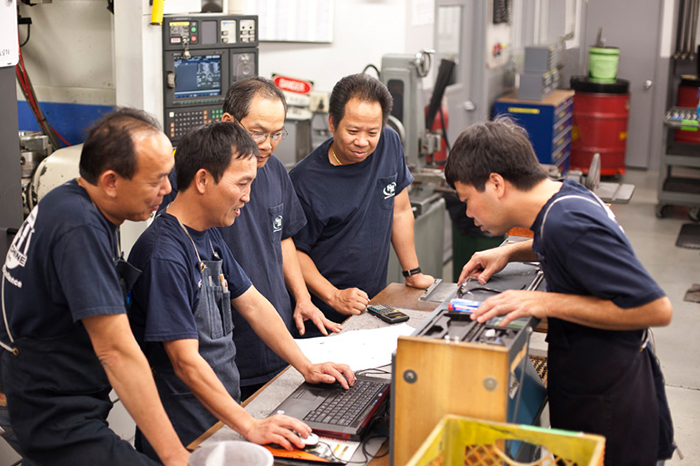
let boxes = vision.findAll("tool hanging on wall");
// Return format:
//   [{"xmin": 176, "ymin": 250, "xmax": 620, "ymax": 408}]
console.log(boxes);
[{"xmin": 674, "ymin": 0, "xmax": 700, "ymax": 60}]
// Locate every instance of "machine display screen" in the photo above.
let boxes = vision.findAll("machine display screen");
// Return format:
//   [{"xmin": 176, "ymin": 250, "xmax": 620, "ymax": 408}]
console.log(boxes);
[{"xmin": 174, "ymin": 54, "xmax": 222, "ymax": 99}]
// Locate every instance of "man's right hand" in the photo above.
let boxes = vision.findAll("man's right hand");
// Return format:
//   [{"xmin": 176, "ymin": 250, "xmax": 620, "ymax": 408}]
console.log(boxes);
[
  {"xmin": 330, "ymin": 287, "xmax": 369, "ymax": 315},
  {"xmin": 458, "ymin": 247, "xmax": 510, "ymax": 286},
  {"xmin": 245, "ymin": 414, "xmax": 312, "ymax": 451}
]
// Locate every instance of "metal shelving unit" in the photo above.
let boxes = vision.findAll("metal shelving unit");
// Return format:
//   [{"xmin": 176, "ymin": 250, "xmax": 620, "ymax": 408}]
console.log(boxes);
[{"xmin": 657, "ymin": 106, "xmax": 700, "ymax": 220}]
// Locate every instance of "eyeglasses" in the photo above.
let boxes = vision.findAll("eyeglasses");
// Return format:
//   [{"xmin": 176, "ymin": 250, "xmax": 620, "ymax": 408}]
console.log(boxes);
[{"xmin": 246, "ymin": 128, "xmax": 288, "ymax": 144}]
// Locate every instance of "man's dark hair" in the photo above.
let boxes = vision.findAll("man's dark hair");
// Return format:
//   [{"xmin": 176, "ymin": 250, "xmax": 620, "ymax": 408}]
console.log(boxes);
[
  {"xmin": 79, "ymin": 107, "xmax": 162, "ymax": 185},
  {"xmin": 175, "ymin": 121, "xmax": 259, "ymax": 190},
  {"xmin": 223, "ymin": 76, "xmax": 287, "ymax": 121},
  {"xmin": 328, "ymin": 73, "xmax": 393, "ymax": 129},
  {"xmin": 444, "ymin": 116, "xmax": 548, "ymax": 192}
]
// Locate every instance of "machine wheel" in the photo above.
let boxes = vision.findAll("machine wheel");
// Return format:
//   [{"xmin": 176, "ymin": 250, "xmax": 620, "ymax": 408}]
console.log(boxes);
[
  {"xmin": 689, "ymin": 206, "xmax": 700, "ymax": 222},
  {"xmin": 656, "ymin": 203, "xmax": 673, "ymax": 219}
]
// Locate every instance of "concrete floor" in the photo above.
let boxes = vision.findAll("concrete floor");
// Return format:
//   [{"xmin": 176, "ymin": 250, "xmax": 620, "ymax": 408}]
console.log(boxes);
[{"xmin": 608, "ymin": 168, "xmax": 700, "ymax": 464}]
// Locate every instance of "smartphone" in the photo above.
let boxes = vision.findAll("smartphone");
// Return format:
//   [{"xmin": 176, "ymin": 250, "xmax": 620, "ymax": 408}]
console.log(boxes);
[{"xmin": 367, "ymin": 304, "xmax": 410, "ymax": 324}]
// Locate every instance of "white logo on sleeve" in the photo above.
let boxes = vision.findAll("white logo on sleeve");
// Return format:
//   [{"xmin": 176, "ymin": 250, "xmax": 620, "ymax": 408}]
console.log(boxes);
[
  {"xmin": 273, "ymin": 215, "xmax": 283, "ymax": 232},
  {"xmin": 383, "ymin": 182, "xmax": 397, "ymax": 199},
  {"xmin": 5, "ymin": 206, "xmax": 38, "ymax": 270}
]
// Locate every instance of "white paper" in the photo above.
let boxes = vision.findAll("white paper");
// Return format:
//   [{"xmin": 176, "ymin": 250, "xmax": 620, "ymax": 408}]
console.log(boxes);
[
  {"xmin": 412, "ymin": 0, "xmax": 435, "ymax": 27},
  {"xmin": 0, "ymin": 0, "xmax": 18, "ymax": 68},
  {"xmin": 295, "ymin": 323, "xmax": 415, "ymax": 372}
]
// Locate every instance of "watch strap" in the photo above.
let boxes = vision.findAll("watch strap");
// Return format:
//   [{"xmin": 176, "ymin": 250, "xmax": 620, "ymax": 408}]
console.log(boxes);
[{"xmin": 402, "ymin": 267, "xmax": 421, "ymax": 277}]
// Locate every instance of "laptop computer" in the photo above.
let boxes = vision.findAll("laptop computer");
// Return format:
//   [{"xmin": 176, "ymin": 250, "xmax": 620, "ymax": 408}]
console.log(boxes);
[{"xmin": 270, "ymin": 374, "xmax": 390, "ymax": 441}]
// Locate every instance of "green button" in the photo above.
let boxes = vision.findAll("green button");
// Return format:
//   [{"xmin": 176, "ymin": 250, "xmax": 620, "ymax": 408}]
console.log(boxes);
[{"xmin": 191, "ymin": 26, "xmax": 197, "ymax": 32}]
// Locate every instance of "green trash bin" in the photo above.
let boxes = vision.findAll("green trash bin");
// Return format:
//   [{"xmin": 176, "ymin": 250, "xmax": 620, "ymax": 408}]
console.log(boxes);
[{"xmin": 451, "ymin": 224, "xmax": 504, "ymax": 283}]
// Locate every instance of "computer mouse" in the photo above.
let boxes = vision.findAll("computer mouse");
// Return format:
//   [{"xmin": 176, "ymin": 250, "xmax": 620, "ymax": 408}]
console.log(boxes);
[{"xmin": 297, "ymin": 432, "xmax": 319, "ymax": 447}]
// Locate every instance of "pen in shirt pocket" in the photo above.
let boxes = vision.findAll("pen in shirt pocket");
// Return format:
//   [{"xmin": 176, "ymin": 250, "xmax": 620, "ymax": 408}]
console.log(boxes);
[{"xmin": 219, "ymin": 274, "xmax": 229, "ymax": 293}]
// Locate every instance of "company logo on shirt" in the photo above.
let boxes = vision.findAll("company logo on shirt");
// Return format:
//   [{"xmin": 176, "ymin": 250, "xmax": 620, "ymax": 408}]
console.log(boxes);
[
  {"xmin": 273, "ymin": 214, "xmax": 283, "ymax": 232},
  {"xmin": 383, "ymin": 182, "xmax": 397, "ymax": 199},
  {"xmin": 2, "ymin": 206, "xmax": 39, "ymax": 288}
]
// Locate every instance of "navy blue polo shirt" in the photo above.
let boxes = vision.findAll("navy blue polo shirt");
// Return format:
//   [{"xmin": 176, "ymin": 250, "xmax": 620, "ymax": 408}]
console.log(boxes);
[
  {"xmin": 128, "ymin": 213, "xmax": 251, "ymax": 368},
  {"xmin": 290, "ymin": 127, "xmax": 413, "ymax": 323}
]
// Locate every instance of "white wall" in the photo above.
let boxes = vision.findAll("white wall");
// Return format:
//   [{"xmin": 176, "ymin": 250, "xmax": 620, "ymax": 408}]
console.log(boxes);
[
  {"xmin": 19, "ymin": 0, "xmax": 436, "ymax": 103},
  {"xmin": 256, "ymin": 0, "xmax": 434, "ymax": 94}
]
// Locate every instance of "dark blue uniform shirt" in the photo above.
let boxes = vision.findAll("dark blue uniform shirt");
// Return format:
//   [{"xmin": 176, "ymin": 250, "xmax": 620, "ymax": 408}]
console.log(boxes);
[
  {"xmin": 128, "ymin": 213, "xmax": 251, "ymax": 368},
  {"xmin": 2, "ymin": 179, "xmax": 125, "ymax": 341}
]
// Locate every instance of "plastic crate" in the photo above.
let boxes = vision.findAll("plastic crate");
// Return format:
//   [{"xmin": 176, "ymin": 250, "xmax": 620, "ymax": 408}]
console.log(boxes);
[{"xmin": 406, "ymin": 415, "xmax": 605, "ymax": 466}]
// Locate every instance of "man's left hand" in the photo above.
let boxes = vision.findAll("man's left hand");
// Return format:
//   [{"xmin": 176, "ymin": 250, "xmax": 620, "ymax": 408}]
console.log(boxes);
[
  {"xmin": 293, "ymin": 300, "xmax": 342, "ymax": 336},
  {"xmin": 301, "ymin": 362, "xmax": 355, "ymax": 389},
  {"xmin": 405, "ymin": 273, "xmax": 435, "ymax": 290},
  {"xmin": 470, "ymin": 290, "xmax": 549, "ymax": 327}
]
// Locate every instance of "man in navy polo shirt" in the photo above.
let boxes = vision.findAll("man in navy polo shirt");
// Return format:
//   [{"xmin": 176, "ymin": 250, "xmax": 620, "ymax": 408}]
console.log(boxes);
[
  {"xmin": 0, "ymin": 109, "xmax": 189, "ymax": 465},
  {"xmin": 446, "ymin": 117, "xmax": 675, "ymax": 466},
  {"xmin": 290, "ymin": 74, "xmax": 435, "ymax": 330},
  {"xmin": 128, "ymin": 122, "xmax": 354, "ymax": 458}
]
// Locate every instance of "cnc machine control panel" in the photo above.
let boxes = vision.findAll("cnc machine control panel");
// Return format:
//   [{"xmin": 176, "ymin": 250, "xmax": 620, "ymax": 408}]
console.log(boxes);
[{"xmin": 163, "ymin": 14, "xmax": 258, "ymax": 144}]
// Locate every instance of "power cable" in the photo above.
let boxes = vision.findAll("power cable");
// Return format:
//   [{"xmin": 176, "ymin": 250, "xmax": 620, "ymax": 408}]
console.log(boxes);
[{"xmin": 15, "ymin": 31, "xmax": 70, "ymax": 149}]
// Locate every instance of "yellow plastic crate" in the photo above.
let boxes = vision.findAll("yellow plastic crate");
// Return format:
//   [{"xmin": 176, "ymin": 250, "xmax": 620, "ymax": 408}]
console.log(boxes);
[{"xmin": 406, "ymin": 415, "xmax": 605, "ymax": 466}]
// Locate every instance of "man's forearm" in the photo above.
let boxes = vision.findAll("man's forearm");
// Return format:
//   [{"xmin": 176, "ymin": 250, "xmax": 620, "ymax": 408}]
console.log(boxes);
[
  {"xmin": 391, "ymin": 190, "xmax": 420, "ymax": 271},
  {"xmin": 281, "ymin": 238, "xmax": 313, "ymax": 303},
  {"xmin": 503, "ymin": 239, "xmax": 538, "ymax": 262},
  {"xmin": 543, "ymin": 294, "xmax": 673, "ymax": 331},
  {"xmin": 163, "ymin": 340, "xmax": 255, "ymax": 436},
  {"xmin": 83, "ymin": 315, "xmax": 188, "ymax": 464}
]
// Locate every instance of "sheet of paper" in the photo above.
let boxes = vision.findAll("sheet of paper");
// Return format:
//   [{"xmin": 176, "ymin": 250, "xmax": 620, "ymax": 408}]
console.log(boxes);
[{"xmin": 295, "ymin": 323, "xmax": 415, "ymax": 371}]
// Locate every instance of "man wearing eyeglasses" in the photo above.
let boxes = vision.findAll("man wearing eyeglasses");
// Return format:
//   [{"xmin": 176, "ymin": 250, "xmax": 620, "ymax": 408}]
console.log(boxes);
[{"xmin": 218, "ymin": 77, "xmax": 341, "ymax": 400}]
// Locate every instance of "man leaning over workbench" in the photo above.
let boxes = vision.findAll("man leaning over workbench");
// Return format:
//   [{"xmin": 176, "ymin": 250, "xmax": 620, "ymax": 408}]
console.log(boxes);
[
  {"xmin": 446, "ymin": 117, "xmax": 675, "ymax": 466},
  {"xmin": 0, "ymin": 108, "xmax": 190, "ymax": 465}
]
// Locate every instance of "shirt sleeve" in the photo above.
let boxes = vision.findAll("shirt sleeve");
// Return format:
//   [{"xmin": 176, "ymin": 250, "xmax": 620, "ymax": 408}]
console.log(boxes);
[
  {"xmin": 280, "ymin": 169, "xmax": 307, "ymax": 240},
  {"xmin": 54, "ymin": 225, "xmax": 125, "ymax": 322},
  {"xmin": 550, "ymin": 206, "xmax": 665, "ymax": 309},
  {"xmin": 290, "ymin": 193, "xmax": 326, "ymax": 255},
  {"xmin": 386, "ymin": 128, "xmax": 414, "ymax": 193}
]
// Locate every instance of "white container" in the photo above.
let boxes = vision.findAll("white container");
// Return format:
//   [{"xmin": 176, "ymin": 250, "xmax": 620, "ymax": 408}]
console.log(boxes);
[{"xmin": 189, "ymin": 441, "xmax": 273, "ymax": 466}]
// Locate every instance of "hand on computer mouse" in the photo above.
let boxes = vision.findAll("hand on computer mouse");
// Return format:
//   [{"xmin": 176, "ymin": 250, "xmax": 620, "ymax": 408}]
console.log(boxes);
[{"xmin": 296, "ymin": 431, "xmax": 319, "ymax": 447}]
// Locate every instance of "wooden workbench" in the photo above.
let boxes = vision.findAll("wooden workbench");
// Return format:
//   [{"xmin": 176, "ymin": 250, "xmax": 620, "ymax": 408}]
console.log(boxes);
[{"xmin": 188, "ymin": 283, "xmax": 438, "ymax": 465}]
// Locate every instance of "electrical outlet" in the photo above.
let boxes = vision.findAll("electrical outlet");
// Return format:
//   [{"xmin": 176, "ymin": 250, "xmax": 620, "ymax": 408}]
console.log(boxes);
[{"xmin": 308, "ymin": 91, "xmax": 330, "ymax": 113}]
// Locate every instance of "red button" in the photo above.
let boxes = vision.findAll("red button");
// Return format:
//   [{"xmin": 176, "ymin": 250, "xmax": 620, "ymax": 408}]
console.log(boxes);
[{"xmin": 191, "ymin": 35, "xmax": 197, "ymax": 42}]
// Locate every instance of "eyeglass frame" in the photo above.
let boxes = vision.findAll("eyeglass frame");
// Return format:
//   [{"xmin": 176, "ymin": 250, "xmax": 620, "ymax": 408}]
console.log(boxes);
[{"xmin": 243, "ymin": 126, "xmax": 288, "ymax": 144}]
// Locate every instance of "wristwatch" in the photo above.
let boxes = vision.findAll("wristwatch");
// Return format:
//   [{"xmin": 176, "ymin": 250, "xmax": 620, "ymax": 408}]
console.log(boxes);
[{"xmin": 402, "ymin": 267, "xmax": 422, "ymax": 277}]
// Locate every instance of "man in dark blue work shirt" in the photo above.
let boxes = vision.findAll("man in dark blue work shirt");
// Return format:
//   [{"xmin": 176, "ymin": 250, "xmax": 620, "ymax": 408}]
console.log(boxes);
[
  {"xmin": 446, "ymin": 117, "xmax": 675, "ymax": 466},
  {"xmin": 0, "ymin": 109, "xmax": 190, "ymax": 465},
  {"xmin": 290, "ymin": 74, "xmax": 435, "ymax": 330},
  {"xmin": 219, "ymin": 77, "xmax": 341, "ymax": 400},
  {"xmin": 128, "ymin": 121, "xmax": 354, "ymax": 459}
]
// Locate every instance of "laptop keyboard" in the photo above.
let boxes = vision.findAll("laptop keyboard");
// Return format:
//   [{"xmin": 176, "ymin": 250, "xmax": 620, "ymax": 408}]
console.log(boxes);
[{"xmin": 303, "ymin": 379, "xmax": 386, "ymax": 427}]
